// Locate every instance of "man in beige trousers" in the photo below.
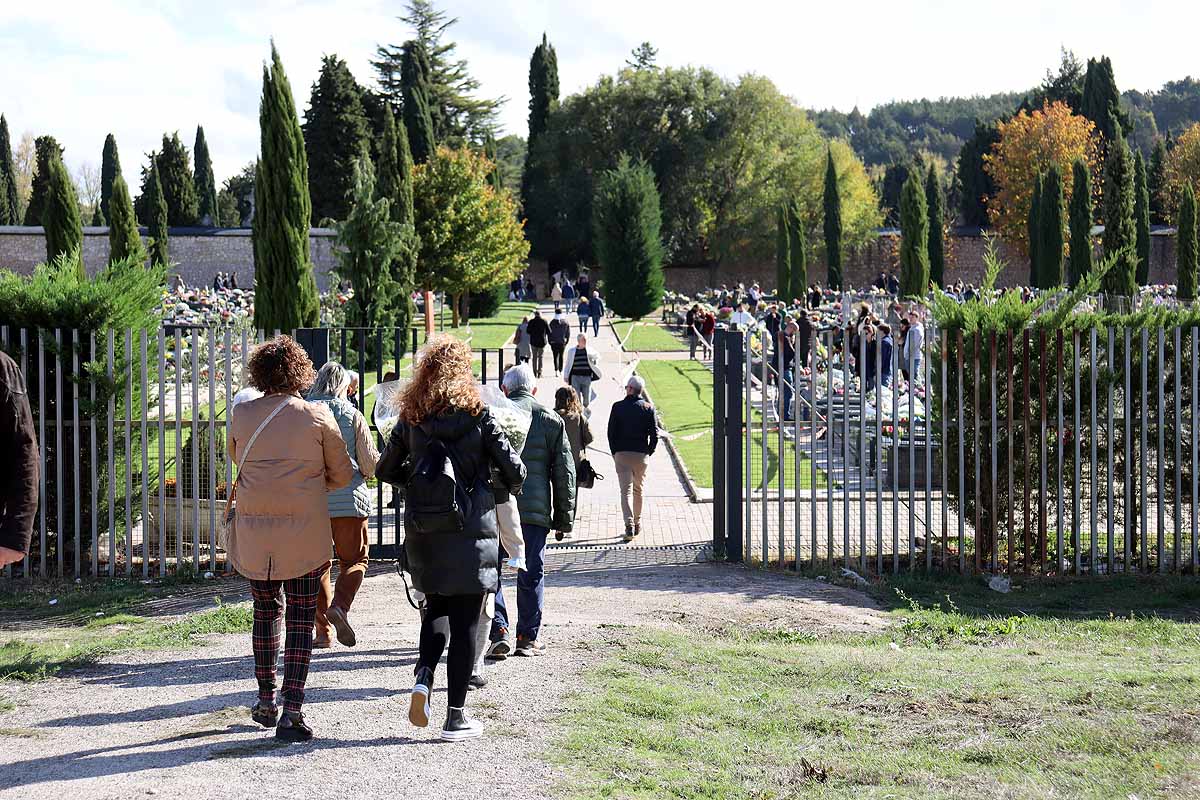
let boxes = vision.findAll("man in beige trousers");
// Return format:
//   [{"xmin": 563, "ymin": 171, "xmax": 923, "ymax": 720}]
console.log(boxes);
[{"xmin": 606, "ymin": 375, "xmax": 658, "ymax": 542}]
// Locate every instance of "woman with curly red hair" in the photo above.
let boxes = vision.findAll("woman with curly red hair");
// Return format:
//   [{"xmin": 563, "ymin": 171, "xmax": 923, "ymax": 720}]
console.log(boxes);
[
  {"xmin": 227, "ymin": 335, "xmax": 354, "ymax": 742},
  {"xmin": 376, "ymin": 335, "xmax": 525, "ymax": 741}
]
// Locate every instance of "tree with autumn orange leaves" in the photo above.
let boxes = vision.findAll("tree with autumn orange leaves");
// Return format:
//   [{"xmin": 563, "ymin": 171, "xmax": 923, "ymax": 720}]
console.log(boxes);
[
  {"xmin": 984, "ymin": 101, "xmax": 1100, "ymax": 256},
  {"xmin": 1163, "ymin": 122, "xmax": 1200, "ymax": 220}
]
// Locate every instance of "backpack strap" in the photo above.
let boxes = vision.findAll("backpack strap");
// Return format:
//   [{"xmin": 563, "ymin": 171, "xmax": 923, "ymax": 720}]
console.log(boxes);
[{"xmin": 228, "ymin": 397, "xmax": 291, "ymax": 504}]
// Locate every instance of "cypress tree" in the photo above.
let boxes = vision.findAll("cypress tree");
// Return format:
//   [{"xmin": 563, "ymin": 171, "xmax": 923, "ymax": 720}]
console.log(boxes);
[
  {"xmin": 24, "ymin": 135, "xmax": 63, "ymax": 225},
  {"xmin": 521, "ymin": 33, "xmax": 559, "ymax": 214},
  {"xmin": 1148, "ymin": 138, "xmax": 1167, "ymax": 225},
  {"xmin": 375, "ymin": 106, "xmax": 417, "ymax": 345},
  {"xmin": 194, "ymin": 126, "xmax": 219, "ymax": 225},
  {"xmin": 302, "ymin": 55, "xmax": 369, "ymax": 224},
  {"xmin": 0, "ymin": 116, "xmax": 17, "ymax": 224},
  {"xmin": 1101, "ymin": 127, "xmax": 1138, "ymax": 296},
  {"xmin": 157, "ymin": 132, "xmax": 199, "ymax": 226},
  {"xmin": 1039, "ymin": 165, "xmax": 1065, "ymax": 288},
  {"xmin": 335, "ymin": 155, "xmax": 402, "ymax": 329},
  {"xmin": 253, "ymin": 43, "xmax": 320, "ymax": 331},
  {"xmin": 100, "ymin": 133, "xmax": 121, "ymax": 222},
  {"xmin": 787, "ymin": 197, "xmax": 807, "ymax": 298},
  {"xmin": 1068, "ymin": 158, "xmax": 1093, "ymax": 288},
  {"xmin": 1134, "ymin": 150, "xmax": 1151, "ymax": 286},
  {"xmin": 90, "ymin": 206, "xmax": 105, "ymax": 226},
  {"xmin": 1177, "ymin": 183, "xmax": 1197, "ymax": 302},
  {"xmin": 1028, "ymin": 172, "xmax": 1042, "ymax": 286},
  {"xmin": 42, "ymin": 150, "xmax": 83, "ymax": 274},
  {"xmin": 107, "ymin": 173, "xmax": 144, "ymax": 265},
  {"xmin": 146, "ymin": 158, "xmax": 169, "ymax": 266},
  {"xmin": 822, "ymin": 149, "xmax": 843, "ymax": 289},
  {"xmin": 592, "ymin": 155, "xmax": 664, "ymax": 319},
  {"xmin": 925, "ymin": 164, "xmax": 945, "ymax": 287},
  {"xmin": 1080, "ymin": 56, "xmax": 1125, "ymax": 141},
  {"xmin": 400, "ymin": 41, "xmax": 437, "ymax": 165},
  {"xmin": 898, "ymin": 171, "xmax": 929, "ymax": 297},
  {"xmin": 956, "ymin": 120, "xmax": 1000, "ymax": 228},
  {"xmin": 775, "ymin": 204, "xmax": 790, "ymax": 300}
]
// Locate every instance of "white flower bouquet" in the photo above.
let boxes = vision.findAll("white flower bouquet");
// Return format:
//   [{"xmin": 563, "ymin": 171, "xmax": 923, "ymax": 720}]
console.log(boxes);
[
  {"xmin": 371, "ymin": 380, "xmax": 407, "ymax": 441},
  {"xmin": 480, "ymin": 385, "xmax": 532, "ymax": 454}
]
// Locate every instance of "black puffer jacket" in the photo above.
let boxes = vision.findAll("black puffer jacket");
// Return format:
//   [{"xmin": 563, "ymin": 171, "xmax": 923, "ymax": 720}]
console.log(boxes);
[{"xmin": 376, "ymin": 408, "xmax": 524, "ymax": 595}]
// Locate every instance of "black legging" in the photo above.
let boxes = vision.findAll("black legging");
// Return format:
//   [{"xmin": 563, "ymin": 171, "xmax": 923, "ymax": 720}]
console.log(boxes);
[{"xmin": 418, "ymin": 593, "xmax": 483, "ymax": 709}]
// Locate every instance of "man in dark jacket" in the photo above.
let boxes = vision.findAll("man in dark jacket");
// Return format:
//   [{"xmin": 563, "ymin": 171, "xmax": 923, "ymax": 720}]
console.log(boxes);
[
  {"xmin": 490, "ymin": 364, "xmax": 576, "ymax": 657},
  {"xmin": 548, "ymin": 312, "xmax": 571, "ymax": 373},
  {"xmin": 589, "ymin": 291, "xmax": 605, "ymax": 336},
  {"xmin": 0, "ymin": 351, "xmax": 38, "ymax": 568},
  {"xmin": 525, "ymin": 310, "xmax": 551, "ymax": 377},
  {"xmin": 607, "ymin": 375, "xmax": 657, "ymax": 542}
]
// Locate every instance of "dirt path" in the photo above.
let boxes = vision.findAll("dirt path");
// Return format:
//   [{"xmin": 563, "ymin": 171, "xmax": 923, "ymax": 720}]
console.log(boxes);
[{"xmin": 0, "ymin": 552, "xmax": 884, "ymax": 800}]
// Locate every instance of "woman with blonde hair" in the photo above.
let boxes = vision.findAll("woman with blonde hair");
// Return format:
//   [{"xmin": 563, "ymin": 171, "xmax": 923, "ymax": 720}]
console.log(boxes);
[
  {"xmin": 227, "ymin": 336, "xmax": 354, "ymax": 742},
  {"xmin": 376, "ymin": 336, "xmax": 525, "ymax": 741}
]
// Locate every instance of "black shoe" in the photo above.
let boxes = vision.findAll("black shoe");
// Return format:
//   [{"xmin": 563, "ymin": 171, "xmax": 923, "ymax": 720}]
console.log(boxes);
[
  {"xmin": 623, "ymin": 525, "xmax": 634, "ymax": 542},
  {"xmin": 410, "ymin": 666, "xmax": 434, "ymax": 728},
  {"xmin": 514, "ymin": 635, "xmax": 546, "ymax": 656},
  {"xmin": 250, "ymin": 700, "xmax": 278, "ymax": 728},
  {"xmin": 275, "ymin": 711, "xmax": 313, "ymax": 742},
  {"xmin": 441, "ymin": 707, "xmax": 483, "ymax": 741},
  {"xmin": 634, "ymin": 523, "xmax": 642, "ymax": 537},
  {"xmin": 467, "ymin": 673, "xmax": 488, "ymax": 691}
]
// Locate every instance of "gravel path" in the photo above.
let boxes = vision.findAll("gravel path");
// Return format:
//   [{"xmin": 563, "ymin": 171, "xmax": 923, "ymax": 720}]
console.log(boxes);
[{"xmin": 0, "ymin": 552, "xmax": 884, "ymax": 800}]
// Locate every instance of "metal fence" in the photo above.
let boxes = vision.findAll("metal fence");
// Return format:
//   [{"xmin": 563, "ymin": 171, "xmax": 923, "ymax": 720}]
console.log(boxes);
[
  {"xmin": 1, "ymin": 324, "xmax": 521, "ymax": 580},
  {"xmin": 710, "ymin": 323, "xmax": 1199, "ymax": 576}
]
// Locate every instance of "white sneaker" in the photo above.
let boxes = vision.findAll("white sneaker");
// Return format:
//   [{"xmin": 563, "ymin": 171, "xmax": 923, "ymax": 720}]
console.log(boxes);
[
  {"xmin": 409, "ymin": 672, "xmax": 432, "ymax": 728},
  {"xmin": 440, "ymin": 707, "xmax": 483, "ymax": 741}
]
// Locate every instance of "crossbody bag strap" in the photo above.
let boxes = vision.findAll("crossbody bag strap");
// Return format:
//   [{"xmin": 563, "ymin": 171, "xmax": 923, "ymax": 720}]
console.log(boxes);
[{"xmin": 228, "ymin": 397, "xmax": 291, "ymax": 506}]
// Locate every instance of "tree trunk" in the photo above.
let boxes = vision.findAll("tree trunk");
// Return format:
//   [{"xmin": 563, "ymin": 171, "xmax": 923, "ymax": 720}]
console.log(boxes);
[
  {"xmin": 423, "ymin": 288, "xmax": 435, "ymax": 339},
  {"xmin": 451, "ymin": 292, "xmax": 461, "ymax": 328}
]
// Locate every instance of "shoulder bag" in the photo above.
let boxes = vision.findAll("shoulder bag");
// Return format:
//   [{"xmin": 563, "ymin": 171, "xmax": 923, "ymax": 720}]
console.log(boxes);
[{"xmin": 220, "ymin": 398, "xmax": 291, "ymax": 550}]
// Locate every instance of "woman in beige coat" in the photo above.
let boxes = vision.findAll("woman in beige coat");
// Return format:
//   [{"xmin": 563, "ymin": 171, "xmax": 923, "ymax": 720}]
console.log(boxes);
[{"xmin": 227, "ymin": 336, "xmax": 354, "ymax": 743}]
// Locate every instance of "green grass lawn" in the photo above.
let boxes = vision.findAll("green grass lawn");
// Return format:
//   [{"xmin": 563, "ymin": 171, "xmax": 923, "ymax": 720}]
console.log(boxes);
[
  {"xmin": 612, "ymin": 318, "xmax": 687, "ymax": 352},
  {"xmin": 558, "ymin": 573, "xmax": 1200, "ymax": 799},
  {"xmin": 637, "ymin": 359, "xmax": 822, "ymax": 490}
]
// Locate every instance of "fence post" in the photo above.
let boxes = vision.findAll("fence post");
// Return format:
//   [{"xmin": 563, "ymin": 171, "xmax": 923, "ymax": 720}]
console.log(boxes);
[
  {"xmin": 724, "ymin": 331, "xmax": 744, "ymax": 563},
  {"xmin": 713, "ymin": 330, "xmax": 727, "ymax": 560}
]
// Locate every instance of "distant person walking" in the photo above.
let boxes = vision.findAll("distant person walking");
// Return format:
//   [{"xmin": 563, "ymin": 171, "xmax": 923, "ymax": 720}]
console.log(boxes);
[
  {"xmin": 555, "ymin": 385, "xmax": 593, "ymax": 480},
  {"xmin": 514, "ymin": 316, "xmax": 532, "ymax": 363},
  {"xmin": 526, "ymin": 310, "xmax": 550, "ymax": 378},
  {"xmin": 0, "ymin": 350, "xmax": 39, "ymax": 569},
  {"xmin": 576, "ymin": 296, "xmax": 590, "ymax": 335},
  {"xmin": 563, "ymin": 333, "xmax": 602, "ymax": 410},
  {"xmin": 903, "ymin": 308, "xmax": 925, "ymax": 386},
  {"xmin": 549, "ymin": 311, "xmax": 571, "ymax": 374},
  {"xmin": 227, "ymin": 336, "xmax": 354, "ymax": 742},
  {"xmin": 590, "ymin": 291, "xmax": 605, "ymax": 336},
  {"xmin": 307, "ymin": 362, "xmax": 380, "ymax": 650},
  {"xmin": 608, "ymin": 375, "xmax": 658, "ymax": 542}
]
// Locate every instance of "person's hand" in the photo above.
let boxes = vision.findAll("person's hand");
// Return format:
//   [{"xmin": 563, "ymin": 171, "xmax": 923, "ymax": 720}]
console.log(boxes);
[{"xmin": 0, "ymin": 546, "xmax": 26, "ymax": 567}]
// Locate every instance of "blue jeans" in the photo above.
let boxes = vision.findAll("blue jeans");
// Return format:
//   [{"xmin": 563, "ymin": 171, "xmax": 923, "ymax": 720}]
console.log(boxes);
[
  {"xmin": 592, "ymin": 314, "xmax": 601, "ymax": 335},
  {"xmin": 492, "ymin": 523, "xmax": 548, "ymax": 641},
  {"xmin": 578, "ymin": 315, "xmax": 588, "ymax": 334}
]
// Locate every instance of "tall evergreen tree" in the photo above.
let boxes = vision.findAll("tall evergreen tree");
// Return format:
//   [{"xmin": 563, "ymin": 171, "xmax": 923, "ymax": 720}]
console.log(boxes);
[
  {"xmin": 1080, "ymin": 56, "xmax": 1126, "ymax": 141},
  {"xmin": 400, "ymin": 40, "xmax": 437, "ymax": 164},
  {"xmin": 302, "ymin": 55, "xmax": 370, "ymax": 224},
  {"xmin": 23, "ymin": 135, "xmax": 63, "ymax": 226},
  {"xmin": 42, "ymin": 150, "xmax": 83, "ymax": 274},
  {"xmin": 193, "ymin": 126, "xmax": 219, "ymax": 225},
  {"xmin": 787, "ymin": 197, "xmax": 807, "ymax": 297},
  {"xmin": 774, "ymin": 204, "xmax": 790, "ymax": 300},
  {"xmin": 822, "ymin": 149, "xmax": 843, "ymax": 289},
  {"xmin": 375, "ymin": 106, "xmax": 417, "ymax": 346},
  {"xmin": 253, "ymin": 43, "xmax": 320, "ymax": 331},
  {"xmin": 925, "ymin": 164, "xmax": 945, "ymax": 287},
  {"xmin": 1133, "ymin": 150, "xmax": 1151, "ymax": 286},
  {"xmin": 1177, "ymin": 183, "xmax": 1197, "ymax": 302},
  {"xmin": 592, "ymin": 155, "xmax": 664, "ymax": 319},
  {"xmin": 335, "ymin": 155, "xmax": 403, "ymax": 329},
  {"xmin": 107, "ymin": 173, "xmax": 144, "ymax": 265},
  {"xmin": 1148, "ymin": 137, "xmax": 1168, "ymax": 225},
  {"xmin": 1068, "ymin": 158, "xmax": 1093, "ymax": 288},
  {"xmin": 90, "ymin": 206, "xmax": 105, "ymax": 226},
  {"xmin": 99, "ymin": 133, "xmax": 121, "ymax": 222},
  {"xmin": 898, "ymin": 171, "xmax": 929, "ymax": 297},
  {"xmin": 145, "ymin": 159, "xmax": 169, "ymax": 266},
  {"xmin": 1038, "ymin": 164, "xmax": 1065, "ymax": 288},
  {"xmin": 0, "ymin": 116, "xmax": 17, "ymax": 224},
  {"xmin": 157, "ymin": 132, "xmax": 199, "ymax": 226},
  {"xmin": 1028, "ymin": 172, "xmax": 1042, "ymax": 285},
  {"xmin": 521, "ymin": 33, "xmax": 559, "ymax": 215},
  {"xmin": 1101, "ymin": 127, "xmax": 1138, "ymax": 296},
  {"xmin": 956, "ymin": 119, "xmax": 1000, "ymax": 228}
]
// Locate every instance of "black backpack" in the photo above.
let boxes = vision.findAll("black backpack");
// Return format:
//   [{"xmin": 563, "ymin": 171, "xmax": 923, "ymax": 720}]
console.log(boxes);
[{"xmin": 405, "ymin": 438, "xmax": 473, "ymax": 534}]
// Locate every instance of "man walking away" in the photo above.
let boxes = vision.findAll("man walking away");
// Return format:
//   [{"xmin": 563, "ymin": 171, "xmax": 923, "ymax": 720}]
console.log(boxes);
[
  {"xmin": 904, "ymin": 309, "xmax": 924, "ymax": 386},
  {"xmin": 563, "ymin": 334, "xmax": 602, "ymax": 411},
  {"xmin": 549, "ymin": 311, "xmax": 571, "ymax": 374},
  {"xmin": 490, "ymin": 365, "xmax": 576, "ymax": 658},
  {"xmin": 0, "ymin": 351, "xmax": 39, "ymax": 569},
  {"xmin": 608, "ymin": 375, "xmax": 658, "ymax": 542},
  {"xmin": 685, "ymin": 304, "xmax": 700, "ymax": 359},
  {"xmin": 590, "ymin": 291, "xmax": 605, "ymax": 336},
  {"xmin": 526, "ymin": 310, "xmax": 550, "ymax": 378}
]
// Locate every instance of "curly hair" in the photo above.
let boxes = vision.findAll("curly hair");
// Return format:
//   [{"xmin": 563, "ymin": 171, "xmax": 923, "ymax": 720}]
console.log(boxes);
[
  {"xmin": 246, "ymin": 335, "xmax": 316, "ymax": 395},
  {"xmin": 554, "ymin": 385, "xmax": 583, "ymax": 419},
  {"xmin": 399, "ymin": 335, "xmax": 483, "ymax": 424}
]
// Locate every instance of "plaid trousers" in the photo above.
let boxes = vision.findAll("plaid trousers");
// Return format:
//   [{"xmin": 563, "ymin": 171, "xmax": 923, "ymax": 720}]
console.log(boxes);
[{"xmin": 249, "ymin": 564, "xmax": 327, "ymax": 715}]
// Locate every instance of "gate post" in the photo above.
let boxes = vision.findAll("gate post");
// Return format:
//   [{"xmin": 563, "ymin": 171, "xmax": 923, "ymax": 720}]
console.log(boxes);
[
  {"xmin": 713, "ymin": 330, "xmax": 727, "ymax": 560},
  {"xmin": 294, "ymin": 328, "xmax": 330, "ymax": 372},
  {"xmin": 714, "ymin": 329, "xmax": 744, "ymax": 563}
]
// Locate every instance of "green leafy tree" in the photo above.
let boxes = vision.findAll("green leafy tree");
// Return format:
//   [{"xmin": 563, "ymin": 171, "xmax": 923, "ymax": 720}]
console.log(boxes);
[
  {"xmin": 1080, "ymin": 56, "xmax": 1127, "ymax": 141},
  {"xmin": 1148, "ymin": 138, "xmax": 1168, "ymax": 224},
  {"xmin": 774, "ymin": 204, "xmax": 790, "ymax": 299},
  {"xmin": 99, "ymin": 133, "xmax": 120, "ymax": 222},
  {"xmin": 0, "ymin": 116, "xmax": 18, "ymax": 224},
  {"xmin": 1068, "ymin": 158, "xmax": 1093, "ymax": 288},
  {"xmin": 193, "ymin": 126, "xmax": 219, "ymax": 225},
  {"xmin": 898, "ymin": 171, "xmax": 929, "ymax": 297},
  {"xmin": 1028, "ymin": 172, "xmax": 1042, "ymax": 285},
  {"xmin": 1178, "ymin": 183, "xmax": 1197, "ymax": 301},
  {"xmin": 1134, "ymin": 150, "xmax": 1151, "ymax": 286},
  {"xmin": 925, "ymin": 164, "xmax": 945, "ymax": 287},
  {"xmin": 1101, "ymin": 127, "xmax": 1138, "ymax": 296},
  {"xmin": 156, "ymin": 132, "xmax": 199, "ymax": 226},
  {"xmin": 254, "ymin": 44, "xmax": 320, "ymax": 331},
  {"xmin": 303, "ymin": 55, "xmax": 370, "ymax": 224},
  {"xmin": 787, "ymin": 197, "xmax": 807, "ymax": 297},
  {"xmin": 822, "ymin": 149, "xmax": 843, "ymax": 289},
  {"xmin": 374, "ymin": 107, "xmax": 418, "ymax": 345},
  {"xmin": 107, "ymin": 174, "xmax": 144, "ymax": 265},
  {"xmin": 42, "ymin": 151, "xmax": 83, "ymax": 275},
  {"xmin": 401, "ymin": 40, "xmax": 437, "ymax": 164},
  {"xmin": 522, "ymin": 33, "xmax": 558, "ymax": 233},
  {"xmin": 334, "ymin": 155, "xmax": 403, "ymax": 329},
  {"xmin": 145, "ymin": 159, "xmax": 169, "ymax": 266},
  {"xmin": 592, "ymin": 155, "xmax": 664, "ymax": 319},
  {"xmin": 1038, "ymin": 164, "xmax": 1065, "ymax": 288},
  {"xmin": 23, "ymin": 135, "xmax": 63, "ymax": 225},
  {"xmin": 222, "ymin": 162, "xmax": 256, "ymax": 227}
]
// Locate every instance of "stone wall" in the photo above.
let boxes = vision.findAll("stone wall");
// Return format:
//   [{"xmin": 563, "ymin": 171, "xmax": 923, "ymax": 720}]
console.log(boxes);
[{"xmin": 0, "ymin": 227, "xmax": 340, "ymax": 289}]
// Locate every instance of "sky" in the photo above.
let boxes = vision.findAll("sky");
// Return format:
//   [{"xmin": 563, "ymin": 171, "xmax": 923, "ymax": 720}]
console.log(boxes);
[{"xmin": 2, "ymin": 0, "xmax": 1197, "ymax": 187}]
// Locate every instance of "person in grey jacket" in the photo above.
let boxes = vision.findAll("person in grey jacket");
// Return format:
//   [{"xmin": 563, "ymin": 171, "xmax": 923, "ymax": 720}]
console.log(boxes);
[{"xmin": 307, "ymin": 362, "xmax": 380, "ymax": 649}]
